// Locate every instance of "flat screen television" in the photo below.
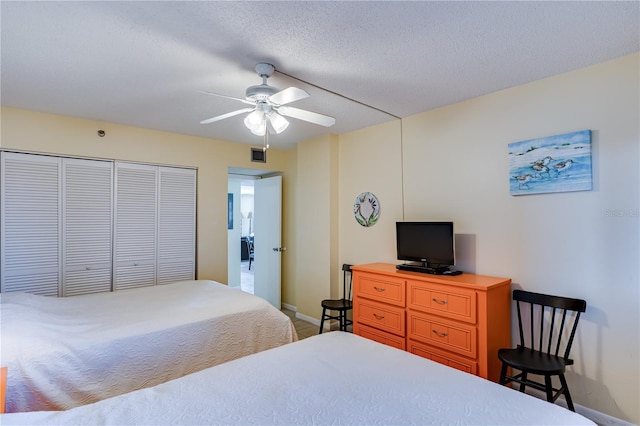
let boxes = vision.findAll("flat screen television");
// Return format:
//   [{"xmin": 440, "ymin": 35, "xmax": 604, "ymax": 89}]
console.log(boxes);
[{"xmin": 396, "ymin": 221, "xmax": 456, "ymax": 274}]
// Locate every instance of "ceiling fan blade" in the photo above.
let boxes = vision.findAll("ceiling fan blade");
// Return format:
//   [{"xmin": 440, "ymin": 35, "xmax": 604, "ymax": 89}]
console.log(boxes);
[
  {"xmin": 200, "ymin": 107, "xmax": 255, "ymax": 124},
  {"xmin": 277, "ymin": 106, "xmax": 336, "ymax": 127},
  {"xmin": 268, "ymin": 87, "xmax": 309, "ymax": 106},
  {"xmin": 198, "ymin": 90, "xmax": 255, "ymax": 106}
]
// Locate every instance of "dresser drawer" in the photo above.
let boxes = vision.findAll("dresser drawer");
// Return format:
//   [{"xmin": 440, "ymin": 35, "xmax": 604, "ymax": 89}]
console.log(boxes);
[
  {"xmin": 408, "ymin": 310, "xmax": 477, "ymax": 359},
  {"xmin": 354, "ymin": 272, "xmax": 405, "ymax": 307},
  {"xmin": 354, "ymin": 298, "xmax": 405, "ymax": 336},
  {"xmin": 408, "ymin": 340, "xmax": 477, "ymax": 375},
  {"xmin": 355, "ymin": 323, "xmax": 406, "ymax": 350},
  {"xmin": 407, "ymin": 280, "xmax": 476, "ymax": 324}
]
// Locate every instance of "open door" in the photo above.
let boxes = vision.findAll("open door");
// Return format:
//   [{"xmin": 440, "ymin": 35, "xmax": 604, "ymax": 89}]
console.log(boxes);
[{"xmin": 253, "ymin": 175, "xmax": 282, "ymax": 308}]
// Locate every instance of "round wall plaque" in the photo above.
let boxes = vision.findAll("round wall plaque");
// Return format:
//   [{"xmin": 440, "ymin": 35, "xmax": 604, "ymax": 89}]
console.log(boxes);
[{"xmin": 353, "ymin": 192, "xmax": 380, "ymax": 227}]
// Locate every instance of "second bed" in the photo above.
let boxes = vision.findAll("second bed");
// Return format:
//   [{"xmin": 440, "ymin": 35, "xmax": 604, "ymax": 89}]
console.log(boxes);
[{"xmin": 1, "ymin": 280, "xmax": 297, "ymax": 412}]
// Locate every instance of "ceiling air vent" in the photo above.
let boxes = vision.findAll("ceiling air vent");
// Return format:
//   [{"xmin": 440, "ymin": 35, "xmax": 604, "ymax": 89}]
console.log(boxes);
[{"xmin": 251, "ymin": 148, "xmax": 266, "ymax": 163}]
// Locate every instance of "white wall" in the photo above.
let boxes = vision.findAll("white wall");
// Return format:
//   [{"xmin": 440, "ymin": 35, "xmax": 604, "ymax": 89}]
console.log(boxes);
[
  {"xmin": 240, "ymin": 190, "xmax": 254, "ymax": 236},
  {"xmin": 338, "ymin": 53, "xmax": 639, "ymax": 423}
]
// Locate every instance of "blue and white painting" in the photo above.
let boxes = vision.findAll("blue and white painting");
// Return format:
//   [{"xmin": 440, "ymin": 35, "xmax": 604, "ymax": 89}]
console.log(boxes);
[{"xmin": 508, "ymin": 130, "xmax": 592, "ymax": 196}]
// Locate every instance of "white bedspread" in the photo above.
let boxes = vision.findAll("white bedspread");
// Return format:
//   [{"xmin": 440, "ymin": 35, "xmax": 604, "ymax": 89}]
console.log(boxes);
[
  {"xmin": 2, "ymin": 332, "xmax": 594, "ymax": 425},
  {"xmin": 0, "ymin": 280, "xmax": 297, "ymax": 412}
]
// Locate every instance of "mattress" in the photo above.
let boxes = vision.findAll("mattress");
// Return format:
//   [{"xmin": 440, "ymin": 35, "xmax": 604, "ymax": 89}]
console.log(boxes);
[
  {"xmin": 1, "ymin": 332, "xmax": 594, "ymax": 425},
  {"xmin": 0, "ymin": 280, "xmax": 297, "ymax": 412}
]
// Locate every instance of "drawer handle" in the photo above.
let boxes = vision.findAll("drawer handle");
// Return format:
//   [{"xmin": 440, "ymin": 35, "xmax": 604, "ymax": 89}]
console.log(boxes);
[
  {"xmin": 373, "ymin": 286, "xmax": 386, "ymax": 292},
  {"xmin": 373, "ymin": 313, "xmax": 385, "ymax": 320},
  {"xmin": 432, "ymin": 298, "xmax": 447, "ymax": 305},
  {"xmin": 432, "ymin": 330, "xmax": 448, "ymax": 337}
]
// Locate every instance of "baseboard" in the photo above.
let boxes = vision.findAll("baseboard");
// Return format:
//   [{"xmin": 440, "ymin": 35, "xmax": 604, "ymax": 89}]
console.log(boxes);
[
  {"xmin": 284, "ymin": 305, "xmax": 336, "ymax": 331},
  {"xmin": 281, "ymin": 302, "xmax": 295, "ymax": 312},
  {"xmin": 576, "ymin": 404, "xmax": 634, "ymax": 426},
  {"xmin": 522, "ymin": 387, "xmax": 633, "ymax": 425},
  {"xmin": 294, "ymin": 311, "xmax": 320, "ymax": 325}
]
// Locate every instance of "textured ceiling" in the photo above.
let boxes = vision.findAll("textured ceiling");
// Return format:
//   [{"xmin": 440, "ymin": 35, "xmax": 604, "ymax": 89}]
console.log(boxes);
[{"xmin": 1, "ymin": 1, "xmax": 638, "ymax": 149}]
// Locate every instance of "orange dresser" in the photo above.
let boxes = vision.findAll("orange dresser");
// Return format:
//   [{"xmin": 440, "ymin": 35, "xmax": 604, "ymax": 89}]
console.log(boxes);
[
  {"xmin": 0, "ymin": 366, "xmax": 6, "ymax": 414},
  {"xmin": 352, "ymin": 263, "xmax": 511, "ymax": 382}
]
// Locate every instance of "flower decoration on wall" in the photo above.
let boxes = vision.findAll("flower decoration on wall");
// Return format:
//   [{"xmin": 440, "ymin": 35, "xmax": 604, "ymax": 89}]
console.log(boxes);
[{"xmin": 353, "ymin": 192, "xmax": 381, "ymax": 227}]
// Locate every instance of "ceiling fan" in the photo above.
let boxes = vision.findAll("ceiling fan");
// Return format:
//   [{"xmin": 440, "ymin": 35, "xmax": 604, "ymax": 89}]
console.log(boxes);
[{"xmin": 199, "ymin": 63, "xmax": 336, "ymax": 136}]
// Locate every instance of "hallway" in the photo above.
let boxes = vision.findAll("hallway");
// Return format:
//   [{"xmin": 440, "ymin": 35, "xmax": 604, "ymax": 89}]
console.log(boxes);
[{"xmin": 240, "ymin": 260, "xmax": 253, "ymax": 294}]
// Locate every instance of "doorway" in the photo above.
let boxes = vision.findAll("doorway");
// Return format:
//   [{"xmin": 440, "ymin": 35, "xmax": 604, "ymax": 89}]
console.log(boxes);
[{"xmin": 227, "ymin": 168, "xmax": 283, "ymax": 308}]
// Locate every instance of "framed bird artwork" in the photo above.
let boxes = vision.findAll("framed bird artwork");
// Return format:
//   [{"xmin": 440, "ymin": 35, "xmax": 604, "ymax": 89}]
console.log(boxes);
[{"xmin": 508, "ymin": 130, "xmax": 592, "ymax": 195}]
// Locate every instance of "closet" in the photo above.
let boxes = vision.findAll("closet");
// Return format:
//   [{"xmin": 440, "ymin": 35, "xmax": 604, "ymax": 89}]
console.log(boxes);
[{"xmin": 0, "ymin": 152, "xmax": 196, "ymax": 296}]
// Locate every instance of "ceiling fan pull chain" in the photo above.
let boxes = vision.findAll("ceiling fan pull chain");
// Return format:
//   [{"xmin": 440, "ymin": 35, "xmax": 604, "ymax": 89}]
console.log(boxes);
[{"xmin": 263, "ymin": 125, "xmax": 269, "ymax": 151}]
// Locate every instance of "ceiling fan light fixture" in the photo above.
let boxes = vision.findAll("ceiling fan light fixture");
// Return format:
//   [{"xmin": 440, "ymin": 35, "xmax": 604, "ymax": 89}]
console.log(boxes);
[
  {"xmin": 268, "ymin": 112, "xmax": 289, "ymax": 134},
  {"xmin": 249, "ymin": 121, "xmax": 267, "ymax": 136},
  {"xmin": 244, "ymin": 110, "xmax": 265, "ymax": 133},
  {"xmin": 200, "ymin": 62, "xmax": 335, "ymax": 137}
]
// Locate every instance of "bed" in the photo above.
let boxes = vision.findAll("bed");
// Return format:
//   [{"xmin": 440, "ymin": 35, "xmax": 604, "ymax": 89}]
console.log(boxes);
[
  {"xmin": 1, "ymin": 332, "xmax": 594, "ymax": 425},
  {"xmin": 0, "ymin": 280, "xmax": 297, "ymax": 413}
]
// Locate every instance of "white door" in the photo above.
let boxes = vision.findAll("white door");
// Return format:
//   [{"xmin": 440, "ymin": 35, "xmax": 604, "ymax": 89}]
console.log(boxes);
[
  {"xmin": 157, "ymin": 167, "xmax": 196, "ymax": 285},
  {"xmin": 253, "ymin": 175, "xmax": 282, "ymax": 308},
  {"xmin": 113, "ymin": 162, "xmax": 158, "ymax": 290},
  {"xmin": 1, "ymin": 152, "xmax": 61, "ymax": 295},
  {"xmin": 62, "ymin": 158, "xmax": 113, "ymax": 296}
]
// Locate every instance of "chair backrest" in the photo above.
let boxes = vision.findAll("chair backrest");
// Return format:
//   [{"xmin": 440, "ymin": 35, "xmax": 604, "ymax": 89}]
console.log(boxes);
[
  {"xmin": 342, "ymin": 264, "xmax": 353, "ymax": 301},
  {"xmin": 513, "ymin": 289, "xmax": 586, "ymax": 362}
]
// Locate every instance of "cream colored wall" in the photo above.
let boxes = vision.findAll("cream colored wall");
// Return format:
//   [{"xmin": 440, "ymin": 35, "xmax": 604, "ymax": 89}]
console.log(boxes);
[
  {"xmin": 281, "ymin": 148, "xmax": 298, "ymax": 308},
  {"xmin": 0, "ymin": 107, "xmax": 290, "ymax": 286},
  {"xmin": 294, "ymin": 134, "xmax": 339, "ymax": 318},
  {"xmin": 336, "ymin": 53, "xmax": 639, "ymax": 423},
  {"xmin": 338, "ymin": 120, "xmax": 404, "ymax": 266}
]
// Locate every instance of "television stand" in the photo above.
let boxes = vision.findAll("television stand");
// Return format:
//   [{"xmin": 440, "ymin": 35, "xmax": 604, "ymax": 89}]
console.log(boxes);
[{"xmin": 396, "ymin": 263, "xmax": 454, "ymax": 275}]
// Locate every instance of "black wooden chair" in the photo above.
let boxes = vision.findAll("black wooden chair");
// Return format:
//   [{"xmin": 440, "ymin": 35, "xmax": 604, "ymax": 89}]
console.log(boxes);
[
  {"xmin": 248, "ymin": 239, "xmax": 254, "ymax": 270},
  {"xmin": 319, "ymin": 264, "xmax": 353, "ymax": 333},
  {"xmin": 498, "ymin": 289, "xmax": 587, "ymax": 411}
]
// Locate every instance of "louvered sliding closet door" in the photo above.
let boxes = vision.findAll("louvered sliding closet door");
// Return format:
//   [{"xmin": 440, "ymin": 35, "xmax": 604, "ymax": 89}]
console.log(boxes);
[
  {"xmin": 114, "ymin": 162, "xmax": 157, "ymax": 290},
  {"xmin": 1, "ymin": 152, "xmax": 61, "ymax": 295},
  {"xmin": 62, "ymin": 159, "xmax": 113, "ymax": 296},
  {"xmin": 157, "ymin": 167, "xmax": 196, "ymax": 285}
]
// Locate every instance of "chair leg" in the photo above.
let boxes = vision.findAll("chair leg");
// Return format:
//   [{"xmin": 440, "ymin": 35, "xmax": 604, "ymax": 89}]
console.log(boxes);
[
  {"xmin": 499, "ymin": 362, "xmax": 508, "ymax": 385},
  {"xmin": 544, "ymin": 375, "xmax": 554, "ymax": 403},
  {"xmin": 319, "ymin": 308, "xmax": 326, "ymax": 334},
  {"xmin": 559, "ymin": 374, "xmax": 575, "ymax": 412},
  {"xmin": 519, "ymin": 372, "xmax": 528, "ymax": 393}
]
